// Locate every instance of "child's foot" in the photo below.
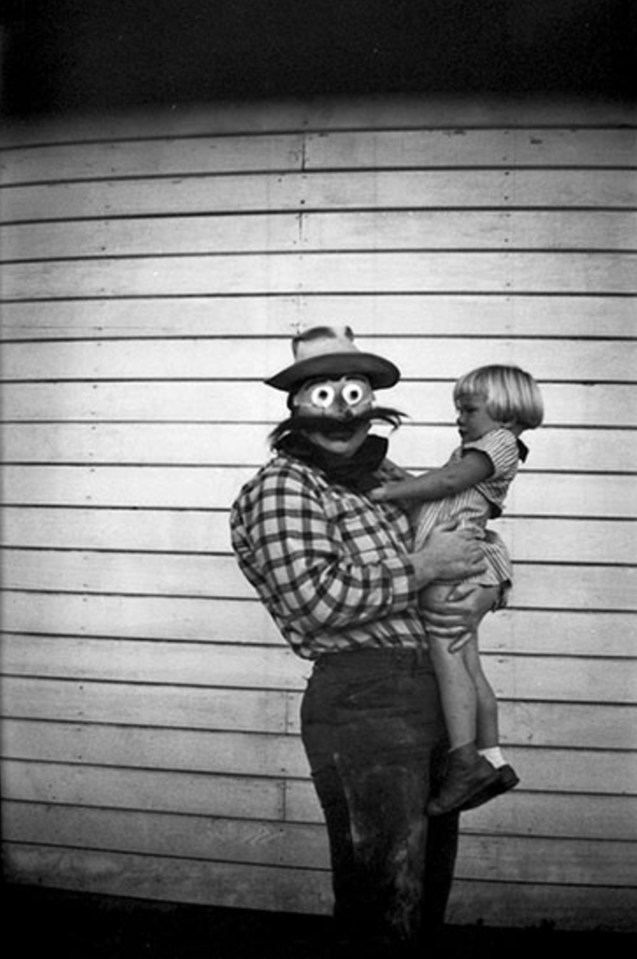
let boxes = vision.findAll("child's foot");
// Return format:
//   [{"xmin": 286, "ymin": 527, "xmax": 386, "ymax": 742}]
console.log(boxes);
[
  {"xmin": 427, "ymin": 744, "xmax": 499, "ymax": 816},
  {"xmin": 459, "ymin": 764, "xmax": 520, "ymax": 812}
]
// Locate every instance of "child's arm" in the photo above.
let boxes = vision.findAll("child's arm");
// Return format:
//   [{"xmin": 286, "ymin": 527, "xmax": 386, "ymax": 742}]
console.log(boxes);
[{"xmin": 372, "ymin": 450, "xmax": 493, "ymax": 503}]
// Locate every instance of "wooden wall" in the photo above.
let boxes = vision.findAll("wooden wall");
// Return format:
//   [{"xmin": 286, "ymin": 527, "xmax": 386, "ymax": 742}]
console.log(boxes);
[{"xmin": 1, "ymin": 96, "xmax": 636, "ymax": 931}]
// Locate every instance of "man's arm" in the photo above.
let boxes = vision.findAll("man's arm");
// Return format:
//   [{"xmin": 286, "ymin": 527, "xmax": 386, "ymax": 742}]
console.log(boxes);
[
  {"xmin": 422, "ymin": 582, "xmax": 503, "ymax": 647},
  {"xmin": 235, "ymin": 467, "xmax": 484, "ymax": 634},
  {"xmin": 408, "ymin": 522, "xmax": 486, "ymax": 589}
]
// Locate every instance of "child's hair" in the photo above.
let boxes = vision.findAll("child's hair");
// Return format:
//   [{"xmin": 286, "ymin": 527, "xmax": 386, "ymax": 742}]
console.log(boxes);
[{"xmin": 453, "ymin": 365, "xmax": 544, "ymax": 430}]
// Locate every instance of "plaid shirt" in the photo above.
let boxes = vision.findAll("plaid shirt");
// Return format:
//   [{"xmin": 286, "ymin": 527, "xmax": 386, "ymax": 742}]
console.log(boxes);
[{"xmin": 230, "ymin": 450, "xmax": 426, "ymax": 659}]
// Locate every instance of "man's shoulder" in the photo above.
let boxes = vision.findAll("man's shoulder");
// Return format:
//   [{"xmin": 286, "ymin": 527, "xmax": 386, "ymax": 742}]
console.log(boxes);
[{"xmin": 233, "ymin": 452, "xmax": 321, "ymax": 506}]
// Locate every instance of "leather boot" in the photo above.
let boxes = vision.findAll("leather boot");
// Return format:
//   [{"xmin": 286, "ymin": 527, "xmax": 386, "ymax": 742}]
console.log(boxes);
[
  {"xmin": 459, "ymin": 763, "xmax": 520, "ymax": 812},
  {"xmin": 427, "ymin": 743, "xmax": 499, "ymax": 816}
]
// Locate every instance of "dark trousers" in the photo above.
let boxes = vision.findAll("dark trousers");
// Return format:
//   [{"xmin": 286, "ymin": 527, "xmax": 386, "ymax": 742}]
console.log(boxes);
[{"xmin": 301, "ymin": 648, "xmax": 459, "ymax": 950}]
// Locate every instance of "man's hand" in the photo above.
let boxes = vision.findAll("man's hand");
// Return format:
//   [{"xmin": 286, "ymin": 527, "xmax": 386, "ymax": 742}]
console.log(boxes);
[
  {"xmin": 408, "ymin": 522, "xmax": 485, "ymax": 589},
  {"xmin": 423, "ymin": 583, "xmax": 501, "ymax": 650}
]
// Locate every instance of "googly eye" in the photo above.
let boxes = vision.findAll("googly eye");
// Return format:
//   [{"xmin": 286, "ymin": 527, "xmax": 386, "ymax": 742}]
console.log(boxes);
[
  {"xmin": 342, "ymin": 382, "xmax": 365, "ymax": 406},
  {"xmin": 310, "ymin": 384, "xmax": 336, "ymax": 409}
]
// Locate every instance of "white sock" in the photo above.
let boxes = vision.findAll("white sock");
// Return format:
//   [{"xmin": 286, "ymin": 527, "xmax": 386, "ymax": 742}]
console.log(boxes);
[{"xmin": 479, "ymin": 747, "xmax": 506, "ymax": 768}]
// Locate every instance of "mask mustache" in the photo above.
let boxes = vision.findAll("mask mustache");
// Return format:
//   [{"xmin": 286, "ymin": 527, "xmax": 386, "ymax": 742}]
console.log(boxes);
[{"xmin": 269, "ymin": 406, "xmax": 405, "ymax": 447}]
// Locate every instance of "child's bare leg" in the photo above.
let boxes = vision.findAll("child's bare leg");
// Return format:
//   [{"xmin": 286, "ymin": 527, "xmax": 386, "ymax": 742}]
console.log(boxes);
[
  {"xmin": 458, "ymin": 611, "xmax": 521, "ymax": 812},
  {"xmin": 427, "ymin": 625, "xmax": 477, "ymax": 750},
  {"xmin": 421, "ymin": 583, "xmax": 498, "ymax": 816},
  {"xmin": 462, "ymin": 638, "xmax": 499, "ymax": 749}
]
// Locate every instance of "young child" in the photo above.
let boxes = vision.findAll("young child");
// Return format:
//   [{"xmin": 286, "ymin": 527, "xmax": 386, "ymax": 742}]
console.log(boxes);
[{"xmin": 372, "ymin": 364, "xmax": 544, "ymax": 816}]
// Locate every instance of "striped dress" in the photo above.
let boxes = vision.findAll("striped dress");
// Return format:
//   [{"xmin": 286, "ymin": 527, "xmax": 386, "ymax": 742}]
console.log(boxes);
[{"xmin": 413, "ymin": 427, "xmax": 528, "ymax": 588}]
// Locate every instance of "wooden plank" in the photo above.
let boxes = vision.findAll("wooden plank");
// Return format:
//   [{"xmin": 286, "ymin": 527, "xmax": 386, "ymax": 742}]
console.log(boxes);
[
  {"xmin": 2, "ymin": 802, "xmax": 328, "ymax": 868},
  {"xmin": 4, "ymin": 210, "xmax": 636, "ymax": 262},
  {"xmin": 0, "ymin": 592, "xmax": 285, "ymax": 644},
  {"xmin": 300, "ymin": 209, "xmax": 637, "ymax": 251},
  {"xmin": 0, "ymin": 134, "xmax": 305, "ymax": 185},
  {"xmin": 2, "ymin": 422, "xmax": 633, "ymax": 475},
  {"xmin": 5, "ymin": 839, "xmax": 636, "ymax": 929},
  {"xmin": 2, "ymin": 380, "xmax": 635, "ymax": 429},
  {"xmin": 4, "ymin": 251, "xmax": 636, "ymax": 300},
  {"xmin": 494, "ymin": 746, "xmax": 637, "ymax": 800},
  {"xmin": 2, "ymin": 337, "xmax": 634, "ymax": 383},
  {"xmin": 446, "ymin": 880, "xmax": 637, "ymax": 933},
  {"xmin": 0, "ymin": 635, "xmax": 309, "ymax": 690},
  {"xmin": 1, "ymin": 214, "xmax": 301, "ymax": 260},
  {"xmin": 5, "ymin": 721, "xmax": 637, "ymax": 806},
  {"xmin": 2, "ymin": 590, "xmax": 636, "ymax": 657},
  {"xmin": 2, "ymin": 634, "xmax": 635, "ymax": 704},
  {"xmin": 5, "ymin": 840, "xmax": 637, "ymax": 930},
  {"xmin": 498, "ymin": 518, "xmax": 637, "ymax": 565},
  {"xmin": 2, "ymin": 547, "xmax": 636, "ymax": 611},
  {"xmin": 482, "ymin": 610, "xmax": 637, "ymax": 659},
  {"xmin": 0, "ymin": 678, "xmax": 294, "ymax": 734},
  {"xmin": 0, "ymin": 549, "xmax": 256, "ymax": 598},
  {"xmin": 0, "ymin": 465, "xmax": 253, "ymax": 508},
  {"xmin": 1, "ymin": 841, "xmax": 333, "ymax": 915},
  {"xmin": 3, "ymin": 170, "xmax": 635, "ymax": 223},
  {"xmin": 1, "ymin": 174, "xmax": 306, "ymax": 222},
  {"xmin": 1, "ymin": 721, "xmax": 309, "ymax": 779},
  {"xmin": 3, "ymin": 128, "xmax": 634, "ymax": 186},
  {"xmin": 1, "ymin": 759, "xmax": 288, "ymax": 820},
  {"xmin": 304, "ymin": 128, "xmax": 637, "ymax": 170},
  {"xmin": 461, "ymin": 791, "xmax": 636, "ymax": 840},
  {"xmin": 1, "ymin": 793, "xmax": 634, "ymax": 888},
  {"xmin": 3, "ymin": 677, "xmax": 635, "ymax": 749},
  {"xmin": 2, "ymin": 508, "xmax": 633, "ymax": 566},
  {"xmin": 483, "ymin": 746, "xmax": 637, "ymax": 795},
  {"xmin": 0, "ymin": 507, "xmax": 233, "ymax": 553},
  {"xmin": 458, "ymin": 833, "xmax": 637, "ymax": 886},
  {"xmin": 2, "ymin": 294, "xmax": 635, "ymax": 340},
  {"xmin": 2, "ymin": 467, "xmax": 635, "ymax": 516},
  {"xmin": 4, "ymin": 799, "xmax": 637, "ymax": 878},
  {"xmin": 498, "ymin": 700, "xmax": 637, "ymax": 750},
  {"xmin": 286, "ymin": 740, "xmax": 637, "ymax": 815},
  {"xmin": 511, "ymin": 564, "xmax": 637, "ymax": 613}
]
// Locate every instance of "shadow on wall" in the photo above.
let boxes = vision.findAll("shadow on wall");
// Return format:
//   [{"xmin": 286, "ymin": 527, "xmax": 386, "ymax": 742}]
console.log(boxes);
[{"xmin": 1, "ymin": 0, "xmax": 636, "ymax": 116}]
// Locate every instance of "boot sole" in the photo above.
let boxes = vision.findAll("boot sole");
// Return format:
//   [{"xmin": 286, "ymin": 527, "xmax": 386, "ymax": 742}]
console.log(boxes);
[
  {"xmin": 427, "ymin": 766, "xmax": 500, "ymax": 816},
  {"xmin": 459, "ymin": 765, "xmax": 521, "ymax": 812}
]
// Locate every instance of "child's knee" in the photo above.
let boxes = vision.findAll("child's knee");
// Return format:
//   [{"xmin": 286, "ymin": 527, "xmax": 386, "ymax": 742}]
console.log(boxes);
[{"xmin": 428, "ymin": 631, "xmax": 472, "ymax": 661}]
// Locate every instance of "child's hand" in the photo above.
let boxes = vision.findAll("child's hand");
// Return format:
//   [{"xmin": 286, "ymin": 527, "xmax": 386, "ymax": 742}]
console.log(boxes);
[{"xmin": 370, "ymin": 483, "xmax": 406, "ymax": 502}]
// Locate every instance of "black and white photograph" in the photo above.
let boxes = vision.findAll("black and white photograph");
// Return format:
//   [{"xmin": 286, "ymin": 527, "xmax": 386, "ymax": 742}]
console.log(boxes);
[{"xmin": 1, "ymin": 2, "xmax": 635, "ymax": 956}]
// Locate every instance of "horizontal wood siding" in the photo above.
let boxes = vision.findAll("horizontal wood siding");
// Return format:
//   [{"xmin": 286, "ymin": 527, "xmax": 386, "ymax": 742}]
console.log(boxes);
[{"xmin": 1, "ymin": 96, "xmax": 636, "ymax": 931}]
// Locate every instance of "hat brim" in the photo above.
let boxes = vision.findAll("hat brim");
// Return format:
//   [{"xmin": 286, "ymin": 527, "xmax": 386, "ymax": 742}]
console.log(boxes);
[{"xmin": 265, "ymin": 352, "xmax": 401, "ymax": 392}]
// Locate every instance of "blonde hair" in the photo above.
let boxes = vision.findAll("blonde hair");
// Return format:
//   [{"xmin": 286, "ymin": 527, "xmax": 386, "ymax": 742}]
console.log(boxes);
[{"xmin": 453, "ymin": 365, "xmax": 544, "ymax": 430}]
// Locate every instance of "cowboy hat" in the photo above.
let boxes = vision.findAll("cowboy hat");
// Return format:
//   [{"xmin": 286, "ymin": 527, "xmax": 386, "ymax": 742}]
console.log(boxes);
[{"xmin": 265, "ymin": 325, "xmax": 400, "ymax": 392}]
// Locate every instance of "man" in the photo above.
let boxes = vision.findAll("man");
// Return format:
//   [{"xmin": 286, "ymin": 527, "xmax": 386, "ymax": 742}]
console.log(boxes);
[{"xmin": 230, "ymin": 326, "xmax": 492, "ymax": 956}]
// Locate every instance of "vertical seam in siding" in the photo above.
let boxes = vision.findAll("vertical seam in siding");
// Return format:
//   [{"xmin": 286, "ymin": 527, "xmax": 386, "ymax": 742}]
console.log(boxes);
[{"xmin": 295, "ymin": 131, "xmax": 310, "ymax": 332}]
